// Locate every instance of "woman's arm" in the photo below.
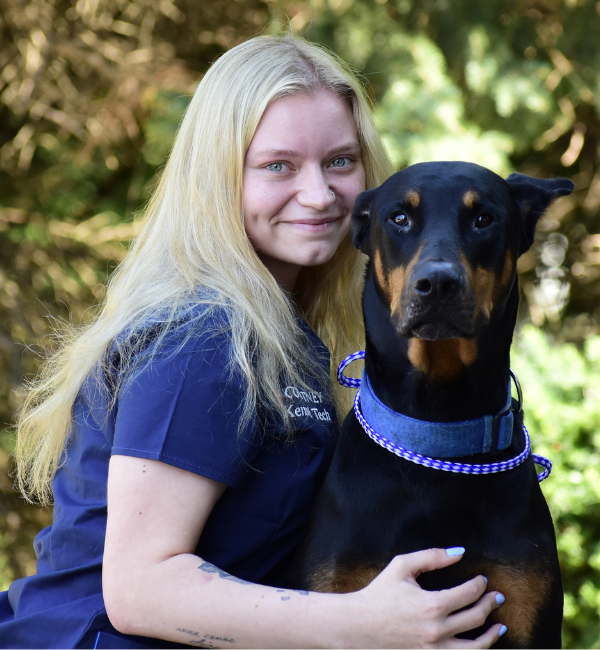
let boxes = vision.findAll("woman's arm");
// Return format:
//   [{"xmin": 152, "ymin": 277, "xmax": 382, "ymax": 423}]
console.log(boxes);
[{"xmin": 104, "ymin": 455, "xmax": 505, "ymax": 649}]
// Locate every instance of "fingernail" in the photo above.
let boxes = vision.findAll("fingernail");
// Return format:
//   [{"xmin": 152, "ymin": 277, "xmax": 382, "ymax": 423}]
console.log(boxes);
[
  {"xmin": 445, "ymin": 546, "xmax": 465, "ymax": 557},
  {"xmin": 483, "ymin": 576, "xmax": 488, "ymax": 585},
  {"xmin": 495, "ymin": 593, "xmax": 505, "ymax": 606},
  {"xmin": 499, "ymin": 625, "xmax": 508, "ymax": 637}
]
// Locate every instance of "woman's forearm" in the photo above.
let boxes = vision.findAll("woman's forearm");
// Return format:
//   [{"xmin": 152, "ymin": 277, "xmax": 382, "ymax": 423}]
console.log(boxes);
[
  {"xmin": 103, "ymin": 457, "xmax": 348, "ymax": 647},
  {"xmin": 105, "ymin": 553, "xmax": 349, "ymax": 649}
]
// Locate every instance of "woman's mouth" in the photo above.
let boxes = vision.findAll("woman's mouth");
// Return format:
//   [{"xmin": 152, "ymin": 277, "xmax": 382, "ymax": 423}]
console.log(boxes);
[{"xmin": 283, "ymin": 216, "xmax": 342, "ymax": 232}]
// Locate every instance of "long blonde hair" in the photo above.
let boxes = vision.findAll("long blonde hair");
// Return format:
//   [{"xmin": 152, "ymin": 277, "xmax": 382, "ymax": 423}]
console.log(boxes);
[{"xmin": 15, "ymin": 34, "xmax": 392, "ymax": 505}]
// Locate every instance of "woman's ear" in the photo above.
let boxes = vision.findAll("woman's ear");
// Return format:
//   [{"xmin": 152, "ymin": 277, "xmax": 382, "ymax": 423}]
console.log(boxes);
[
  {"xmin": 351, "ymin": 188, "xmax": 378, "ymax": 254},
  {"xmin": 505, "ymin": 173, "xmax": 574, "ymax": 256}
]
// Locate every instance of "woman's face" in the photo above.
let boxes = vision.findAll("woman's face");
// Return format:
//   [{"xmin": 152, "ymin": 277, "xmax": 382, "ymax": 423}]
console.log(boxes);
[{"xmin": 243, "ymin": 90, "xmax": 365, "ymax": 291}]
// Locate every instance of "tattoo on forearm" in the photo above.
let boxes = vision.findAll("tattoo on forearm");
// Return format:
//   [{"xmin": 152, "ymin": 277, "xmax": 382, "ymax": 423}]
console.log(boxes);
[
  {"xmin": 176, "ymin": 628, "xmax": 235, "ymax": 648},
  {"xmin": 197, "ymin": 562, "xmax": 310, "ymax": 603},
  {"xmin": 276, "ymin": 588, "xmax": 309, "ymax": 601},
  {"xmin": 198, "ymin": 561, "xmax": 250, "ymax": 584}
]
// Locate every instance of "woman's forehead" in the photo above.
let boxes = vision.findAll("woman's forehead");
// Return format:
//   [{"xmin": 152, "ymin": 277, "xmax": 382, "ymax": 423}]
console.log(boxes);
[{"xmin": 247, "ymin": 90, "xmax": 359, "ymax": 158}]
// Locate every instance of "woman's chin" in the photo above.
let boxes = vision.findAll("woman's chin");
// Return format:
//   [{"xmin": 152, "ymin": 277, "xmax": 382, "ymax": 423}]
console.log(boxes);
[{"xmin": 294, "ymin": 243, "xmax": 342, "ymax": 267}]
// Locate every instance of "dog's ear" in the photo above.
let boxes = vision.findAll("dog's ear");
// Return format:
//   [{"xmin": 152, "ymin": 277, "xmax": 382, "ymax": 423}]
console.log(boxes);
[
  {"xmin": 351, "ymin": 188, "xmax": 377, "ymax": 254},
  {"xmin": 505, "ymin": 173, "xmax": 574, "ymax": 255}
]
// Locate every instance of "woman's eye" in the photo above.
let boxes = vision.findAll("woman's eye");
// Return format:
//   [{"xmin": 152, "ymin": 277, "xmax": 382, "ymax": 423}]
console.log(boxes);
[
  {"xmin": 475, "ymin": 213, "xmax": 494, "ymax": 228},
  {"xmin": 266, "ymin": 162, "xmax": 288, "ymax": 172},
  {"xmin": 393, "ymin": 212, "xmax": 409, "ymax": 227},
  {"xmin": 330, "ymin": 157, "xmax": 350, "ymax": 168}
]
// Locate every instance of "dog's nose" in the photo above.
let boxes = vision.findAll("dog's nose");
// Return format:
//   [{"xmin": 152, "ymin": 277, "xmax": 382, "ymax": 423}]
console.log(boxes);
[{"xmin": 412, "ymin": 261, "xmax": 462, "ymax": 300}]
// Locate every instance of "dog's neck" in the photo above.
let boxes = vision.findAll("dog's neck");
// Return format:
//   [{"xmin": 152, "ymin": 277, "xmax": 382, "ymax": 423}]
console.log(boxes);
[{"xmin": 362, "ymin": 275, "xmax": 519, "ymax": 423}]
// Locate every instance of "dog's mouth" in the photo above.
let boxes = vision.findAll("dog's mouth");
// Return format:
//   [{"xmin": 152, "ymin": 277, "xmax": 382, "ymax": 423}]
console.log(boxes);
[
  {"xmin": 394, "ymin": 281, "xmax": 489, "ymax": 341},
  {"xmin": 398, "ymin": 306, "xmax": 483, "ymax": 341},
  {"xmin": 409, "ymin": 322, "xmax": 470, "ymax": 340}
]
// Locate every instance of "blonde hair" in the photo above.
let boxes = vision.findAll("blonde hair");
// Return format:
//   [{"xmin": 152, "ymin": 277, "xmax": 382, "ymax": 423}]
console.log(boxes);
[{"xmin": 15, "ymin": 34, "xmax": 392, "ymax": 505}]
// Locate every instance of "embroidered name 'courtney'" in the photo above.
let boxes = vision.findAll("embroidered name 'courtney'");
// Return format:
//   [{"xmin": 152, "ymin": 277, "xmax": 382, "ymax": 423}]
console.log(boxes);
[
  {"xmin": 284, "ymin": 386, "xmax": 332, "ymax": 421},
  {"xmin": 284, "ymin": 386, "xmax": 324, "ymax": 403}
]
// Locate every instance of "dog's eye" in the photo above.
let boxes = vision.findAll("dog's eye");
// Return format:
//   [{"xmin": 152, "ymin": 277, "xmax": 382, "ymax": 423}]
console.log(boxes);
[
  {"xmin": 392, "ymin": 212, "xmax": 409, "ymax": 227},
  {"xmin": 475, "ymin": 213, "xmax": 494, "ymax": 228}
]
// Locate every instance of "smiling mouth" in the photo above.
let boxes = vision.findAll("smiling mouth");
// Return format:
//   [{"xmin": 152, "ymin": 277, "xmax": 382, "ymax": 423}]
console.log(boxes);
[
  {"xmin": 286, "ymin": 216, "xmax": 342, "ymax": 226},
  {"xmin": 283, "ymin": 216, "xmax": 344, "ymax": 232}
]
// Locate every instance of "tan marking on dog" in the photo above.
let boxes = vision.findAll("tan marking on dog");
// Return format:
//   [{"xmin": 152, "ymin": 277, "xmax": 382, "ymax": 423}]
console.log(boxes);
[
  {"xmin": 463, "ymin": 251, "xmax": 515, "ymax": 319},
  {"xmin": 308, "ymin": 564, "xmax": 382, "ymax": 593},
  {"xmin": 408, "ymin": 338, "xmax": 477, "ymax": 380},
  {"xmin": 389, "ymin": 245, "xmax": 424, "ymax": 322},
  {"xmin": 389, "ymin": 265, "xmax": 405, "ymax": 318},
  {"xmin": 494, "ymin": 250, "xmax": 514, "ymax": 301},
  {"xmin": 473, "ymin": 267, "xmax": 496, "ymax": 319},
  {"xmin": 463, "ymin": 190, "xmax": 480, "ymax": 209},
  {"xmin": 459, "ymin": 251, "xmax": 495, "ymax": 320},
  {"xmin": 373, "ymin": 249, "xmax": 390, "ymax": 304},
  {"xmin": 477, "ymin": 563, "xmax": 552, "ymax": 648},
  {"xmin": 405, "ymin": 190, "xmax": 420, "ymax": 208},
  {"xmin": 457, "ymin": 338, "xmax": 478, "ymax": 366}
]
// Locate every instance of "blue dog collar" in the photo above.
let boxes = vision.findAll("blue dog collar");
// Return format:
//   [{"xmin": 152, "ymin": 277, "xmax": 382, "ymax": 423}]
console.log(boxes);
[
  {"xmin": 337, "ymin": 351, "xmax": 551, "ymax": 481},
  {"xmin": 359, "ymin": 371, "xmax": 514, "ymax": 458}
]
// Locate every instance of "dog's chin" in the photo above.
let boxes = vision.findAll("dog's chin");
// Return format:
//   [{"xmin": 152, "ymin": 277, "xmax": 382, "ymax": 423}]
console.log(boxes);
[
  {"xmin": 408, "ymin": 322, "xmax": 471, "ymax": 341},
  {"xmin": 397, "ymin": 307, "xmax": 487, "ymax": 340}
]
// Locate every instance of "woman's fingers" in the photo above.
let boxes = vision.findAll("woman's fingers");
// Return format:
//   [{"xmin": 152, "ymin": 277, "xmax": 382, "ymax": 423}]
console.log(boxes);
[
  {"xmin": 436, "ymin": 573, "xmax": 490, "ymax": 615},
  {"xmin": 392, "ymin": 547, "xmax": 467, "ymax": 580},
  {"xmin": 450, "ymin": 623, "xmax": 507, "ymax": 649},
  {"xmin": 445, "ymin": 589, "xmax": 504, "ymax": 637}
]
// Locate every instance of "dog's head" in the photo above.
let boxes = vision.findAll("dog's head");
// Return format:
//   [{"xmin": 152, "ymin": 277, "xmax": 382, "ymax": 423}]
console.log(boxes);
[{"xmin": 352, "ymin": 161, "xmax": 573, "ymax": 377}]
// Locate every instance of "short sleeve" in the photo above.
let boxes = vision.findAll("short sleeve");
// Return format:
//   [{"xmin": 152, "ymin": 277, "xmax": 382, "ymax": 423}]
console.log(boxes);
[{"xmin": 112, "ymin": 329, "xmax": 259, "ymax": 488}]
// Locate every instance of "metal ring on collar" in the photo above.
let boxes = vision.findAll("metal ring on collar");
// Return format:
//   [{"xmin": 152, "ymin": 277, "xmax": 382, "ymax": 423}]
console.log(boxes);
[{"xmin": 509, "ymin": 369, "xmax": 523, "ymax": 412}]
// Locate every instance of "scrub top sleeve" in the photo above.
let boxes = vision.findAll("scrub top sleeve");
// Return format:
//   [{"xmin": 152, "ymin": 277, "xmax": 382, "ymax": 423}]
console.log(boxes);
[{"xmin": 112, "ymin": 334, "xmax": 259, "ymax": 488}]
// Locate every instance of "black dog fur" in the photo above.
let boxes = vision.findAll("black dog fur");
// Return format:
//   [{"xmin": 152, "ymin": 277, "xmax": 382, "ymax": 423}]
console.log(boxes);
[{"xmin": 289, "ymin": 161, "xmax": 574, "ymax": 649}]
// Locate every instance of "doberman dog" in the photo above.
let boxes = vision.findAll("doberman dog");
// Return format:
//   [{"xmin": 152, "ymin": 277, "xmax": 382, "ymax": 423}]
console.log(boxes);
[{"xmin": 289, "ymin": 162, "xmax": 574, "ymax": 648}]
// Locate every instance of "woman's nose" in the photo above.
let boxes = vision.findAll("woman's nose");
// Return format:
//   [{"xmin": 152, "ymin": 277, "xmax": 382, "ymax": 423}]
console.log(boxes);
[{"xmin": 296, "ymin": 167, "xmax": 335, "ymax": 211}]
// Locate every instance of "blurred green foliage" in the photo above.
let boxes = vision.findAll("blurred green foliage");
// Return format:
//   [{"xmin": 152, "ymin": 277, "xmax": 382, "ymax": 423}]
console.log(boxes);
[
  {"xmin": 513, "ymin": 327, "xmax": 600, "ymax": 648},
  {"xmin": 0, "ymin": 0, "xmax": 599, "ymax": 645}
]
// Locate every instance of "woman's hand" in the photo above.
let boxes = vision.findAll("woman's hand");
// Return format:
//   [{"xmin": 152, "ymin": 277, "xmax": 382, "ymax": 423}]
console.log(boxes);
[{"xmin": 339, "ymin": 548, "xmax": 505, "ymax": 649}]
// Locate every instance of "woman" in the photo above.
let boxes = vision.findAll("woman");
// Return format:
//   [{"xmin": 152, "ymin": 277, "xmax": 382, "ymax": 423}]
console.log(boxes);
[{"xmin": 1, "ymin": 34, "xmax": 506, "ymax": 648}]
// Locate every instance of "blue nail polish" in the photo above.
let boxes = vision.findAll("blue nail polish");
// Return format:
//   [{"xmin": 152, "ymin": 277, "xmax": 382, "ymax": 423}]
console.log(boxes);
[
  {"xmin": 499, "ymin": 625, "xmax": 507, "ymax": 637},
  {"xmin": 445, "ymin": 546, "xmax": 465, "ymax": 557},
  {"xmin": 496, "ymin": 594, "xmax": 505, "ymax": 605},
  {"xmin": 483, "ymin": 576, "xmax": 488, "ymax": 585}
]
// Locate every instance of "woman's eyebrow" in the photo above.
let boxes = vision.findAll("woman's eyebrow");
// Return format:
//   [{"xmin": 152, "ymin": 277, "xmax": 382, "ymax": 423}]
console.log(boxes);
[
  {"xmin": 328, "ymin": 141, "xmax": 361, "ymax": 155},
  {"xmin": 252, "ymin": 142, "xmax": 361, "ymax": 159},
  {"xmin": 253, "ymin": 148, "xmax": 301, "ymax": 158}
]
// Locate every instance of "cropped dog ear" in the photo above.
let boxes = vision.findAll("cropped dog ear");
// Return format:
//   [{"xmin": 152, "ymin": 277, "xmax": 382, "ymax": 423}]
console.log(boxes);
[
  {"xmin": 505, "ymin": 173, "xmax": 574, "ymax": 255},
  {"xmin": 351, "ymin": 188, "xmax": 377, "ymax": 254}
]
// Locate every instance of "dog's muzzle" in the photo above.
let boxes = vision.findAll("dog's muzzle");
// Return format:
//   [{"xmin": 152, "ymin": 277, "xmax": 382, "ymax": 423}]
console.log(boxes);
[{"xmin": 398, "ymin": 260, "xmax": 479, "ymax": 339}]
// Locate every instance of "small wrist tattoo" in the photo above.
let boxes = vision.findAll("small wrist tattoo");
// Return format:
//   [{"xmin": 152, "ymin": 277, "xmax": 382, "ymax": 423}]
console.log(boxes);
[{"xmin": 176, "ymin": 628, "xmax": 235, "ymax": 648}]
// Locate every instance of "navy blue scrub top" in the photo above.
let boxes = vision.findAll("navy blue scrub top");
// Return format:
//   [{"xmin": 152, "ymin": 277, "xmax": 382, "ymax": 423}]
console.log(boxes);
[{"xmin": 0, "ymin": 312, "xmax": 337, "ymax": 649}]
